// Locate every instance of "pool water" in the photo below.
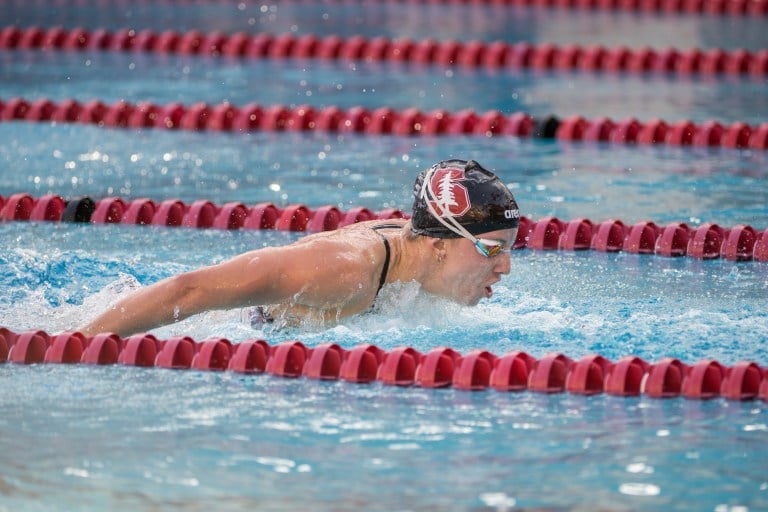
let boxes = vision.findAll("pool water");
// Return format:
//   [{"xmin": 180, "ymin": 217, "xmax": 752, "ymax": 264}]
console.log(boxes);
[
  {"xmin": 2, "ymin": 2, "xmax": 768, "ymax": 511},
  {"xmin": 1, "ymin": 363, "xmax": 765, "ymax": 512},
  {"xmin": 2, "ymin": 48, "xmax": 768, "ymax": 124}
]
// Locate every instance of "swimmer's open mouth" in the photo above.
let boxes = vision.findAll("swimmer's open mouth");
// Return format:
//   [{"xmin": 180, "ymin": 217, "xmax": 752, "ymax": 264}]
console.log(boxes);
[{"xmin": 485, "ymin": 286, "xmax": 493, "ymax": 298}]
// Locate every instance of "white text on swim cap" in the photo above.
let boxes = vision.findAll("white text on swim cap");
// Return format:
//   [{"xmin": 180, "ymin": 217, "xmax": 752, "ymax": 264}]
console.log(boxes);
[{"xmin": 504, "ymin": 209, "xmax": 520, "ymax": 219}]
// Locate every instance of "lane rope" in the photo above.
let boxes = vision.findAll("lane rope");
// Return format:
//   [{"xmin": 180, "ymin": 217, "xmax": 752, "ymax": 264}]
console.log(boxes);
[
  {"xmin": 2, "ymin": 96, "xmax": 767, "ymax": 150},
  {"xmin": 1, "ymin": 26, "xmax": 767, "ymax": 77},
  {"xmin": 1, "ymin": 192, "xmax": 767, "ymax": 262},
  {"xmin": 0, "ymin": 0, "xmax": 766, "ymax": 16},
  {"xmin": 1, "ymin": 327, "xmax": 766, "ymax": 401}
]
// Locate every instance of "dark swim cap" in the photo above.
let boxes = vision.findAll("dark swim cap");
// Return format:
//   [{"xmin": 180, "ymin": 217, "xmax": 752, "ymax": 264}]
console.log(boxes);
[{"xmin": 411, "ymin": 159, "xmax": 520, "ymax": 239}]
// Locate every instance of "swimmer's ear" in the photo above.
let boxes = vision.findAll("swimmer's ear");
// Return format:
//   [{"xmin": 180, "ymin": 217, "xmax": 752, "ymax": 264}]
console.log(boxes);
[{"xmin": 429, "ymin": 238, "xmax": 447, "ymax": 263}]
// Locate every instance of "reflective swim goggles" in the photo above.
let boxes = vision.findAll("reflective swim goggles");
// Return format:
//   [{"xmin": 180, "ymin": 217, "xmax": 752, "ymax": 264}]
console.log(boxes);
[
  {"xmin": 420, "ymin": 167, "xmax": 515, "ymax": 258},
  {"xmin": 474, "ymin": 238, "xmax": 513, "ymax": 258}
]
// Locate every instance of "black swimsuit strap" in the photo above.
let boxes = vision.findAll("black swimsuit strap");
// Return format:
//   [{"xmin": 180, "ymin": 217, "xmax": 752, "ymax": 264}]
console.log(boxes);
[{"xmin": 371, "ymin": 224, "xmax": 400, "ymax": 296}]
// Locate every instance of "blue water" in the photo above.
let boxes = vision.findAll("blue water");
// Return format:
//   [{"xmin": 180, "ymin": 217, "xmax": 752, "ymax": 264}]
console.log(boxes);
[
  {"xmin": 2, "ymin": 2, "xmax": 768, "ymax": 512},
  {"xmin": 2, "ymin": 123, "xmax": 767, "ymax": 228},
  {"xmin": 2, "ymin": 49, "xmax": 768, "ymax": 125},
  {"xmin": 0, "ymin": 364, "xmax": 766, "ymax": 512}
]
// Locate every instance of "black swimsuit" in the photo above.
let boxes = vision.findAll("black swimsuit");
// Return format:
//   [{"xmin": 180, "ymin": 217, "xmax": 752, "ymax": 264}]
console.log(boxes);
[{"xmin": 250, "ymin": 223, "xmax": 400, "ymax": 326}]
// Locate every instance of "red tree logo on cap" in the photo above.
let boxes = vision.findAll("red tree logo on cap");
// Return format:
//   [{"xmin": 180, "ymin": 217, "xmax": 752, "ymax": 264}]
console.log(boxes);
[{"xmin": 429, "ymin": 168, "xmax": 470, "ymax": 218}]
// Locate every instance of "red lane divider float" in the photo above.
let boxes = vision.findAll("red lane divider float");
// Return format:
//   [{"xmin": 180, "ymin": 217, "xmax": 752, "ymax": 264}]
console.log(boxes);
[
  {"xmin": 316, "ymin": 0, "xmax": 768, "ymax": 15},
  {"xmin": 2, "ymin": 96, "xmax": 768, "ymax": 150},
  {"xmin": 2, "ymin": 192, "xmax": 767, "ymax": 262},
  {"xmin": 0, "ymin": 0, "xmax": 766, "ymax": 16},
  {"xmin": 2, "ymin": 326, "xmax": 766, "ymax": 401},
  {"xmin": 1, "ymin": 26, "xmax": 768, "ymax": 77},
  {"xmin": 0, "ymin": 192, "xmax": 404, "ymax": 231}
]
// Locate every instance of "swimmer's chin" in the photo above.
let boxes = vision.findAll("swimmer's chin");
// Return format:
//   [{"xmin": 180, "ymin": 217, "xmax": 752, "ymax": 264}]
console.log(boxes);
[
  {"xmin": 471, "ymin": 286, "xmax": 495, "ymax": 305},
  {"xmin": 462, "ymin": 288, "xmax": 491, "ymax": 307}
]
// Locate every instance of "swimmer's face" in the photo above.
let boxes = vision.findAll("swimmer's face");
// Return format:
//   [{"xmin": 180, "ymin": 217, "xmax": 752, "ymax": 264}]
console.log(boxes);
[{"xmin": 440, "ymin": 228, "xmax": 515, "ymax": 306}]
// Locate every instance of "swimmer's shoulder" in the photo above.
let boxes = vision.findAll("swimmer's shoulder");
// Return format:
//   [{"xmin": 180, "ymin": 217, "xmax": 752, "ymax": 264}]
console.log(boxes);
[
  {"xmin": 346, "ymin": 218, "xmax": 408, "ymax": 232},
  {"xmin": 288, "ymin": 218, "xmax": 407, "ymax": 250}
]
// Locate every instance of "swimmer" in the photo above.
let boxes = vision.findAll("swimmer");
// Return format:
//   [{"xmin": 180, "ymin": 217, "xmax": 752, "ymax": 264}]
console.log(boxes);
[{"xmin": 79, "ymin": 159, "xmax": 520, "ymax": 337}]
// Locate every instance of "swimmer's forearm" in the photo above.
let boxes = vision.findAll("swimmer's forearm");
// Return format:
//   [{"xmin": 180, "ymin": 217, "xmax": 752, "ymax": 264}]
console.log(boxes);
[
  {"xmin": 78, "ymin": 245, "xmax": 340, "ymax": 337},
  {"xmin": 79, "ymin": 275, "xmax": 203, "ymax": 337}
]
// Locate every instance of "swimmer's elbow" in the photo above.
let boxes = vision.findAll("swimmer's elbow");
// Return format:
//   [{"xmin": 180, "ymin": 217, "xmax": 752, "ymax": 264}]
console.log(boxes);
[{"xmin": 160, "ymin": 272, "xmax": 210, "ymax": 318}]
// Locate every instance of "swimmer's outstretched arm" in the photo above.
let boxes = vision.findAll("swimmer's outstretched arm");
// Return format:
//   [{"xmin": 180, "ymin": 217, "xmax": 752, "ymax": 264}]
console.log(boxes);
[{"xmin": 78, "ymin": 239, "xmax": 372, "ymax": 337}]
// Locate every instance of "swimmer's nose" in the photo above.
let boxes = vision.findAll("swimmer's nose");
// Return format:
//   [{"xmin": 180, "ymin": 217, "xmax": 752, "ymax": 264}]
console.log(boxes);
[{"xmin": 495, "ymin": 252, "xmax": 512, "ymax": 274}]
